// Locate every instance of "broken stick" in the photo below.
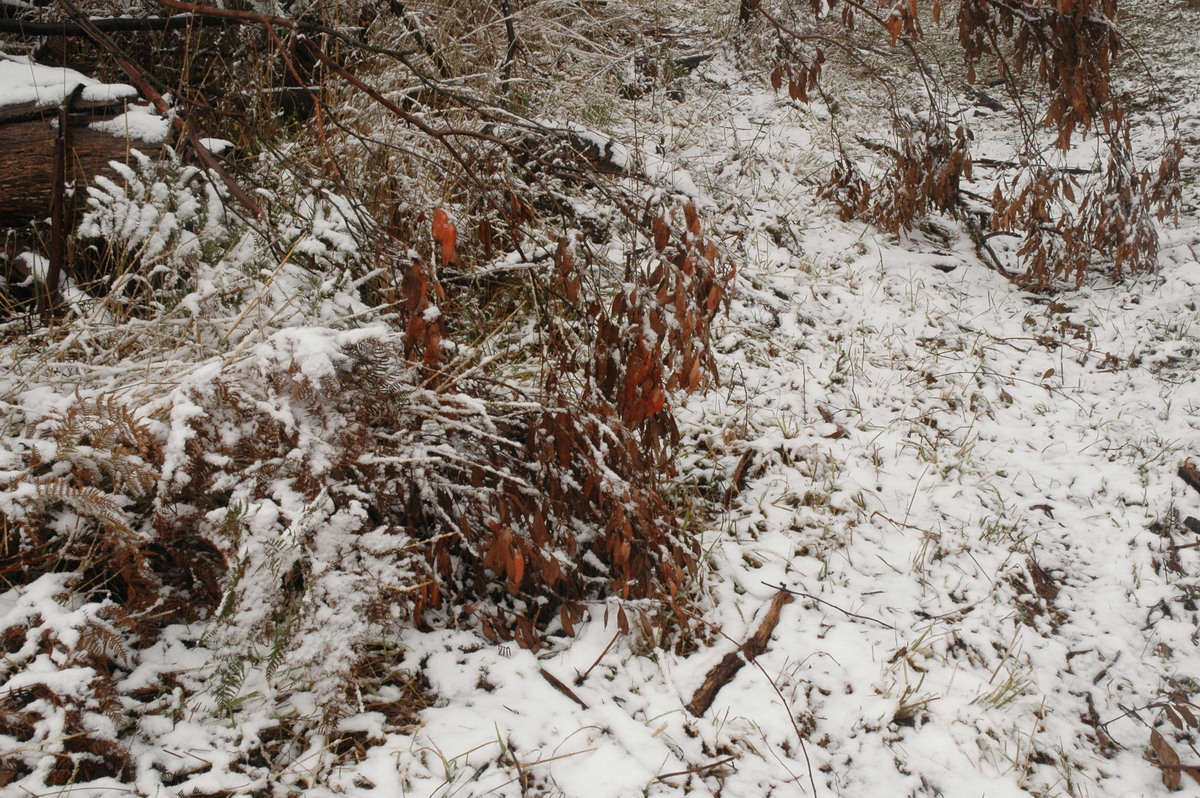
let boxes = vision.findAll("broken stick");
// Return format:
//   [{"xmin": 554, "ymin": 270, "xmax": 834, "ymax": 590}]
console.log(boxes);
[
  {"xmin": 1179, "ymin": 460, "xmax": 1200, "ymax": 496},
  {"xmin": 686, "ymin": 589, "xmax": 793, "ymax": 717}
]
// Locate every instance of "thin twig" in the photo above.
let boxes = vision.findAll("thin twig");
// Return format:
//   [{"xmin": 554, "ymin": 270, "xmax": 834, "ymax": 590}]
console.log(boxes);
[
  {"xmin": 763, "ymin": 582, "xmax": 896, "ymax": 630},
  {"xmin": 655, "ymin": 755, "xmax": 738, "ymax": 781},
  {"xmin": 579, "ymin": 628, "xmax": 621, "ymax": 682}
]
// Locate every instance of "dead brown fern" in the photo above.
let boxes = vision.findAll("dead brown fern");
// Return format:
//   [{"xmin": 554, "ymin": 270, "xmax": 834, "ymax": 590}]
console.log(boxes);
[
  {"xmin": 3, "ymin": 395, "xmax": 223, "ymax": 627},
  {"xmin": 0, "ymin": 589, "xmax": 140, "ymax": 787}
]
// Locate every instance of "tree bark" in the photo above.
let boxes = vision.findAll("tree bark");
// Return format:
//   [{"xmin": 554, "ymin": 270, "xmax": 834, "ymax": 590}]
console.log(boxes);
[
  {"xmin": 686, "ymin": 589, "xmax": 792, "ymax": 717},
  {"xmin": 0, "ymin": 103, "xmax": 161, "ymax": 227}
]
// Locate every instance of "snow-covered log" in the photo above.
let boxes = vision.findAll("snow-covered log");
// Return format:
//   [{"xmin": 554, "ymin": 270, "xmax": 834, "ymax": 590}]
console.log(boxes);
[
  {"xmin": 0, "ymin": 57, "xmax": 166, "ymax": 227},
  {"xmin": 0, "ymin": 99, "xmax": 163, "ymax": 226}
]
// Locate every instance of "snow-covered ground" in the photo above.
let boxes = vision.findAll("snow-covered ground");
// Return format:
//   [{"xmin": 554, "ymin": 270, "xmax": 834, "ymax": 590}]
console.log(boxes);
[{"xmin": 3, "ymin": 2, "xmax": 1200, "ymax": 795}]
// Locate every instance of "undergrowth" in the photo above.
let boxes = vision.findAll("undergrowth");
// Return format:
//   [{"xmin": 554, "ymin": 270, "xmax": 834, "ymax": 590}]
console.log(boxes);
[
  {"xmin": 0, "ymin": 0, "xmax": 1191, "ymax": 793},
  {"xmin": 1, "ymin": 3, "xmax": 733, "ymax": 741}
]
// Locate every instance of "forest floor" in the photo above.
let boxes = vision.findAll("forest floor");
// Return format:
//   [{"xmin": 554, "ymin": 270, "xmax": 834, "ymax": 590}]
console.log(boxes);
[{"xmin": 4, "ymin": 1, "xmax": 1200, "ymax": 796}]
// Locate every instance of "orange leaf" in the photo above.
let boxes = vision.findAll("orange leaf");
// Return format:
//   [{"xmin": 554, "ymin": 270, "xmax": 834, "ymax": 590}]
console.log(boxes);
[
  {"xmin": 684, "ymin": 201, "xmax": 701, "ymax": 236},
  {"xmin": 555, "ymin": 236, "xmax": 573, "ymax": 276},
  {"xmin": 685, "ymin": 357, "xmax": 702, "ymax": 393},
  {"xmin": 509, "ymin": 547, "xmax": 525, "ymax": 591},
  {"xmin": 653, "ymin": 215, "xmax": 670, "ymax": 252},
  {"xmin": 706, "ymin": 284, "xmax": 724, "ymax": 313},
  {"xmin": 478, "ymin": 217, "xmax": 494, "ymax": 257},
  {"xmin": 646, "ymin": 387, "xmax": 666, "ymax": 415},
  {"xmin": 432, "ymin": 208, "xmax": 458, "ymax": 268}
]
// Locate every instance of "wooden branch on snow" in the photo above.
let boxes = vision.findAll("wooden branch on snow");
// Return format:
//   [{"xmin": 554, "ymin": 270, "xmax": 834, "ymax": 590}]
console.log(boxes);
[
  {"xmin": 686, "ymin": 589, "xmax": 792, "ymax": 717},
  {"xmin": 1178, "ymin": 459, "xmax": 1200, "ymax": 496}
]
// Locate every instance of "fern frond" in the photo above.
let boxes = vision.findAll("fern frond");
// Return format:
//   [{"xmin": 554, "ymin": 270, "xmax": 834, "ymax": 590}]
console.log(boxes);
[
  {"xmin": 33, "ymin": 480, "xmax": 135, "ymax": 538},
  {"xmin": 29, "ymin": 395, "xmax": 160, "ymax": 498},
  {"xmin": 76, "ymin": 620, "xmax": 130, "ymax": 668}
]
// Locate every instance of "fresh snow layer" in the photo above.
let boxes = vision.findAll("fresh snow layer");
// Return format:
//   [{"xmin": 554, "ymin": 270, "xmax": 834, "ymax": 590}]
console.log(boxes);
[
  {"xmin": 3, "ymin": 2, "xmax": 1200, "ymax": 796},
  {"xmin": 0, "ymin": 53, "xmax": 165, "ymax": 142},
  {"xmin": 0, "ymin": 54, "xmax": 137, "ymax": 107}
]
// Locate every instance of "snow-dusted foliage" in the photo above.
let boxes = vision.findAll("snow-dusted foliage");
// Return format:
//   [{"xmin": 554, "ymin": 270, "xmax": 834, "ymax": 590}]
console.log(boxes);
[
  {"xmin": 3, "ymin": 0, "xmax": 1200, "ymax": 794},
  {"xmin": 80, "ymin": 150, "xmax": 228, "ymax": 267},
  {"xmin": 2, "ymin": 13, "xmax": 724, "ymax": 769}
]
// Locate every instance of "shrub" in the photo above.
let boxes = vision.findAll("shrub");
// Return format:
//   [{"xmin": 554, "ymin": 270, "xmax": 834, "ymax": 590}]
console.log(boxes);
[{"xmin": 748, "ymin": 0, "xmax": 1182, "ymax": 289}]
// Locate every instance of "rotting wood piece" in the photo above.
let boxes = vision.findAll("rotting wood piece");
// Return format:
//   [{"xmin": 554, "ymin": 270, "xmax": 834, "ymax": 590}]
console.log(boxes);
[
  {"xmin": 1179, "ymin": 459, "xmax": 1200, "ymax": 497},
  {"xmin": 686, "ymin": 589, "xmax": 793, "ymax": 717},
  {"xmin": 0, "ymin": 102, "xmax": 162, "ymax": 227}
]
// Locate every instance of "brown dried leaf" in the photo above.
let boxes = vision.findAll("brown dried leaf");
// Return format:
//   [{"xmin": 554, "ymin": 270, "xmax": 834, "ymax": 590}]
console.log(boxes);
[
  {"xmin": 653, "ymin": 215, "xmax": 670, "ymax": 252},
  {"xmin": 1151, "ymin": 729, "xmax": 1182, "ymax": 791},
  {"xmin": 432, "ymin": 208, "xmax": 458, "ymax": 268},
  {"xmin": 684, "ymin": 201, "xmax": 701, "ymax": 236}
]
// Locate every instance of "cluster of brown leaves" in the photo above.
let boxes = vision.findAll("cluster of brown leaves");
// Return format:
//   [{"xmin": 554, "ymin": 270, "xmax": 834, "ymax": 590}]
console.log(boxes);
[
  {"xmin": 1148, "ymin": 697, "xmax": 1200, "ymax": 790},
  {"xmin": 395, "ymin": 197, "xmax": 733, "ymax": 647},
  {"xmin": 821, "ymin": 117, "xmax": 971, "ymax": 234},
  {"xmin": 589, "ymin": 201, "xmax": 733, "ymax": 464},
  {"xmin": 758, "ymin": 0, "xmax": 1182, "ymax": 290},
  {"xmin": 990, "ymin": 138, "xmax": 1181, "ymax": 288},
  {"xmin": 770, "ymin": 51, "xmax": 825, "ymax": 104},
  {"xmin": 958, "ymin": 0, "xmax": 1118, "ymax": 149}
]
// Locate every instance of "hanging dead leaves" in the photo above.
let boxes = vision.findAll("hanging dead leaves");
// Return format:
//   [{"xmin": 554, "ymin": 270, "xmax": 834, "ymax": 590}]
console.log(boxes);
[
  {"xmin": 755, "ymin": 0, "xmax": 1183, "ymax": 290},
  {"xmin": 770, "ymin": 50, "xmax": 824, "ymax": 104}
]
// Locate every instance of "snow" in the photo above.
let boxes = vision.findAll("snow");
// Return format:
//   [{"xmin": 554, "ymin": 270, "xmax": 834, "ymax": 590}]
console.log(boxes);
[
  {"xmin": 3, "ymin": 2, "xmax": 1200, "ymax": 795},
  {"xmin": 0, "ymin": 53, "xmax": 166, "ymax": 144},
  {"xmin": 90, "ymin": 103, "xmax": 171, "ymax": 143},
  {"xmin": 0, "ymin": 54, "xmax": 136, "ymax": 107},
  {"xmin": 199, "ymin": 137, "xmax": 235, "ymax": 154}
]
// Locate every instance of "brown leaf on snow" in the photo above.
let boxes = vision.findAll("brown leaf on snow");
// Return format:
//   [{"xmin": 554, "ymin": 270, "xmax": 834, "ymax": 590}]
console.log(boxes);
[{"xmin": 1150, "ymin": 729, "xmax": 1182, "ymax": 790}]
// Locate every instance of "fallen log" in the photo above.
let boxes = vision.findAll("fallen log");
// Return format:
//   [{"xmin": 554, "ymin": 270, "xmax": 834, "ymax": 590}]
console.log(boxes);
[
  {"xmin": 0, "ymin": 13, "xmax": 230, "ymax": 36},
  {"xmin": 0, "ymin": 100, "xmax": 163, "ymax": 227},
  {"xmin": 686, "ymin": 589, "xmax": 793, "ymax": 717}
]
